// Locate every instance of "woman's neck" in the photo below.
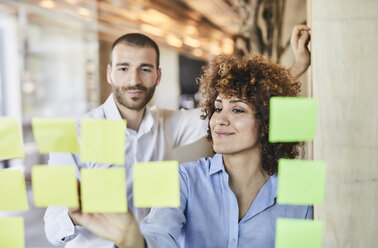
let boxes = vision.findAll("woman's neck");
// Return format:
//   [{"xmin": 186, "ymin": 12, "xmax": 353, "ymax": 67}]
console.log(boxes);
[
  {"xmin": 223, "ymin": 148, "xmax": 270, "ymax": 220},
  {"xmin": 223, "ymin": 148, "xmax": 268, "ymax": 189}
]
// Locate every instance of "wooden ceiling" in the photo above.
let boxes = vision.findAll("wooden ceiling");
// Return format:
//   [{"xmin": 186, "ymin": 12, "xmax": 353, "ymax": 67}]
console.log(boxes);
[{"xmin": 4, "ymin": 0, "xmax": 242, "ymax": 60}]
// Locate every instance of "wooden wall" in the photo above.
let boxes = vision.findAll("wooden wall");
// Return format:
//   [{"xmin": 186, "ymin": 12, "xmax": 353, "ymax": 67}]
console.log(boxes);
[{"xmin": 312, "ymin": 0, "xmax": 378, "ymax": 247}]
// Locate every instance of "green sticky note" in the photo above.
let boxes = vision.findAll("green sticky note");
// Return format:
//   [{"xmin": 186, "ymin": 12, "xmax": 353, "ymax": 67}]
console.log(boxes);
[
  {"xmin": 277, "ymin": 159, "xmax": 326, "ymax": 205},
  {"xmin": 269, "ymin": 97, "xmax": 318, "ymax": 142},
  {"xmin": 275, "ymin": 218, "xmax": 323, "ymax": 248},
  {"xmin": 0, "ymin": 169, "xmax": 29, "ymax": 211},
  {"xmin": 31, "ymin": 165, "xmax": 79, "ymax": 207},
  {"xmin": 133, "ymin": 161, "xmax": 180, "ymax": 208},
  {"xmin": 0, "ymin": 217, "xmax": 25, "ymax": 248},
  {"xmin": 81, "ymin": 167, "xmax": 127, "ymax": 213},
  {"xmin": 80, "ymin": 119, "xmax": 125, "ymax": 165},
  {"xmin": 0, "ymin": 117, "xmax": 25, "ymax": 159},
  {"xmin": 32, "ymin": 118, "xmax": 79, "ymax": 154}
]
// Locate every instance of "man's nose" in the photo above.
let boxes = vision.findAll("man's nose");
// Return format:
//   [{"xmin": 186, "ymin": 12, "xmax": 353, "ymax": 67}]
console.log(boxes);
[{"xmin": 128, "ymin": 69, "xmax": 140, "ymax": 86}]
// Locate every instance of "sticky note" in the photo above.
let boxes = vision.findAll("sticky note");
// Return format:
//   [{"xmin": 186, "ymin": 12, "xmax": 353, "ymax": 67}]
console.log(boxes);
[
  {"xmin": 81, "ymin": 167, "xmax": 127, "ymax": 213},
  {"xmin": 0, "ymin": 169, "xmax": 29, "ymax": 211},
  {"xmin": 133, "ymin": 161, "xmax": 180, "ymax": 208},
  {"xmin": 0, "ymin": 217, "xmax": 25, "ymax": 248},
  {"xmin": 277, "ymin": 159, "xmax": 326, "ymax": 205},
  {"xmin": 31, "ymin": 165, "xmax": 79, "ymax": 207},
  {"xmin": 0, "ymin": 117, "xmax": 24, "ymax": 159},
  {"xmin": 269, "ymin": 97, "xmax": 318, "ymax": 142},
  {"xmin": 275, "ymin": 218, "xmax": 323, "ymax": 248},
  {"xmin": 32, "ymin": 118, "xmax": 79, "ymax": 154},
  {"xmin": 80, "ymin": 119, "xmax": 125, "ymax": 165}
]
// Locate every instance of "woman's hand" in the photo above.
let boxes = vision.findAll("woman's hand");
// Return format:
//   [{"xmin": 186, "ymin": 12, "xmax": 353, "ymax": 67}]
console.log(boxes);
[
  {"xmin": 290, "ymin": 25, "xmax": 311, "ymax": 80},
  {"xmin": 68, "ymin": 208, "xmax": 145, "ymax": 248}
]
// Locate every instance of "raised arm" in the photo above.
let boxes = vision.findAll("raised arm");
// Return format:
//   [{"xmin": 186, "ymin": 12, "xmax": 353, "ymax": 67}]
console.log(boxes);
[{"xmin": 290, "ymin": 25, "xmax": 311, "ymax": 81}]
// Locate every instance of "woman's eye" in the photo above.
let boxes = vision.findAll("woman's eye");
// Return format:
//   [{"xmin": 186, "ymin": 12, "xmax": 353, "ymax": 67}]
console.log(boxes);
[
  {"xmin": 214, "ymin": 107, "xmax": 222, "ymax": 112},
  {"xmin": 232, "ymin": 108, "xmax": 244, "ymax": 113}
]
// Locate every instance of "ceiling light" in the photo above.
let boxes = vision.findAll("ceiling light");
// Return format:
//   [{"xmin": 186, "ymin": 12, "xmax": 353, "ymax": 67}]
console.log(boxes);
[
  {"xmin": 78, "ymin": 7, "xmax": 91, "ymax": 17},
  {"xmin": 140, "ymin": 24, "xmax": 164, "ymax": 37},
  {"xmin": 139, "ymin": 9, "xmax": 171, "ymax": 25},
  {"xmin": 39, "ymin": 0, "xmax": 55, "ymax": 9},
  {"xmin": 166, "ymin": 34, "xmax": 183, "ymax": 48},
  {"xmin": 185, "ymin": 25, "xmax": 198, "ymax": 36},
  {"xmin": 184, "ymin": 37, "xmax": 200, "ymax": 48},
  {"xmin": 222, "ymin": 38, "xmax": 234, "ymax": 55},
  {"xmin": 193, "ymin": 49, "xmax": 203, "ymax": 57}
]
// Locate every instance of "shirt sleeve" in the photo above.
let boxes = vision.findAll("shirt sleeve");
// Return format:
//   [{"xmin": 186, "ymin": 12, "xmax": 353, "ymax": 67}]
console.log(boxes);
[
  {"xmin": 44, "ymin": 152, "xmax": 81, "ymax": 245},
  {"xmin": 163, "ymin": 108, "xmax": 208, "ymax": 148},
  {"xmin": 140, "ymin": 168, "xmax": 189, "ymax": 248},
  {"xmin": 305, "ymin": 206, "xmax": 314, "ymax": 219}
]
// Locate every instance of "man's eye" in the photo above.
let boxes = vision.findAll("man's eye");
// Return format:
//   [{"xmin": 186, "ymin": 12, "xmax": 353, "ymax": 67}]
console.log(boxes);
[
  {"xmin": 214, "ymin": 108, "xmax": 222, "ymax": 112},
  {"xmin": 119, "ymin": 67, "xmax": 128, "ymax": 72},
  {"xmin": 232, "ymin": 108, "xmax": 244, "ymax": 113},
  {"xmin": 140, "ymin": 68, "xmax": 152, "ymax": 72}
]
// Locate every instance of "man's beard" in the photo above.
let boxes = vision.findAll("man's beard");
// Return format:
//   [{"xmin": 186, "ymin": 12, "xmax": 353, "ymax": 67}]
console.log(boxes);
[{"xmin": 112, "ymin": 84, "xmax": 156, "ymax": 111}]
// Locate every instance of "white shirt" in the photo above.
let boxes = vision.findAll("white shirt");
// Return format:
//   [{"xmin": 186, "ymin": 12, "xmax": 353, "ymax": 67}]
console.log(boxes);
[{"xmin": 44, "ymin": 94, "xmax": 208, "ymax": 248}]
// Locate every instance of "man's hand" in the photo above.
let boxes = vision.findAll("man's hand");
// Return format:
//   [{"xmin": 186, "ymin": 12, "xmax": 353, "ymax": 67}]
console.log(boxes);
[
  {"xmin": 290, "ymin": 25, "xmax": 311, "ymax": 80},
  {"xmin": 69, "ymin": 209, "xmax": 145, "ymax": 248}
]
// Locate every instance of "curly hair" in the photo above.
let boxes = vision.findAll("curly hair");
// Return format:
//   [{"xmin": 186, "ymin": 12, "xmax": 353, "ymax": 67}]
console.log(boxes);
[{"xmin": 198, "ymin": 55, "xmax": 302, "ymax": 175}]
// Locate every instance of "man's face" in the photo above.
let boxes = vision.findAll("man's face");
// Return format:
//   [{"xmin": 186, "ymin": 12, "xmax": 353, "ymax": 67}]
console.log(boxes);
[{"xmin": 107, "ymin": 43, "xmax": 161, "ymax": 111}]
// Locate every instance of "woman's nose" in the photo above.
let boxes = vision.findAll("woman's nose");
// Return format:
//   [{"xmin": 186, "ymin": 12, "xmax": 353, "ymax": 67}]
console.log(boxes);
[{"xmin": 215, "ymin": 110, "xmax": 230, "ymax": 125}]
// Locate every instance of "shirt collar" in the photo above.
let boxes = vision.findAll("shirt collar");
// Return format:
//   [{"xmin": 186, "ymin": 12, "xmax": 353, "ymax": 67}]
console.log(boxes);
[
  {"xmin": 209, "ymin": 154, "xmax": 225, "ymax": 175},
  {"xmin": 103, "ymin": 93, "xmax": 155, "ymax": 137},
  {"xmin": 103, "ymin": 93, "xmax": 123, "ymax": 121},
  {"xmin": 137, "ymin": 106, "xmax": 155, "ymax": 137},
  {"xmin": 208, "ymin": 154, "xmax": 278, "ymax": 200},
  {"xmin": 243, "ymin": 173, "xmax": 278, "ymax": 221},
  {"xmin": 208, "ymin": 153, "xmax": 278, "ymax": 221}
]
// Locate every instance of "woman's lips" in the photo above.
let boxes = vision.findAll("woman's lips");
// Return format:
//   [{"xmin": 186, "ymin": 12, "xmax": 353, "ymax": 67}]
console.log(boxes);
[{"xmin": 214, "ymin": 131, "xmax": 234, "ymax": 136}]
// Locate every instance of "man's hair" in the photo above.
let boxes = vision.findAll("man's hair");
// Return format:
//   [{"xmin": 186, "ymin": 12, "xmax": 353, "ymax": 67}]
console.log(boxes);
[
  {"xmin": 199, "ymin": 55, "xmax": 302, "ymax": 175},
  {"xmin": 109, "ymin": 33, "xmax": 160, "ymax": 67}
]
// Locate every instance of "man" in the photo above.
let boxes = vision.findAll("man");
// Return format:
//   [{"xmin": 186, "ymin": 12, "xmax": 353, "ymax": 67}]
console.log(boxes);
[
  {"xmin": 45, "ymin": 27, "xmax": 311, "ymax": 248},
  {"xmin": 44, "ymin": 33, "xmax": 208, "ymax": 248}
]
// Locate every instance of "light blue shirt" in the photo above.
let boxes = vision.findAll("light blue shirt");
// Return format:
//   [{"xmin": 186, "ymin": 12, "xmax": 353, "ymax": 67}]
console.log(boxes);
[{"xmin": 141, "ymin": 154, "xmax": 313, "ymax": 248}]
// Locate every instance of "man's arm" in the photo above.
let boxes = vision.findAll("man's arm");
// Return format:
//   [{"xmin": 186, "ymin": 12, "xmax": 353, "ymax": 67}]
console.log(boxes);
[
  {"xmin": 44, "ymin": 152, "xmax": 81, "ymax": 245},
  {"xmin": 68, "ymin": 168, "xmax": 190, "ymax": 248},
  {"xmin": 69, "ymin": 210, "xmax": 145, "ymax": 248},
  {"xmin": 164, "ymin": 108, "xmax": 208, "ymax": 148},
  {"xmin": 290, "ymin": 25, "xmax": 311, "ymax": 81}
]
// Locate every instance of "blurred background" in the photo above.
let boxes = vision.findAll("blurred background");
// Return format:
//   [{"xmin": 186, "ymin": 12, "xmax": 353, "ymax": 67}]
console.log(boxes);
[
  {"xmin": 1, "ymin": 0, "xmax": 376, "ymax": 247},
  {"xmin": 0, "ymin": 1, "xmax": 307, "ymax": 246}
]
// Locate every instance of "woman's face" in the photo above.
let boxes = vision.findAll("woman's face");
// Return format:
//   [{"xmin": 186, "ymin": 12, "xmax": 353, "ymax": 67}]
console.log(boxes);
[{"xmin": 210, "ymin": 94, "xmax": 260, "ymax": 155}]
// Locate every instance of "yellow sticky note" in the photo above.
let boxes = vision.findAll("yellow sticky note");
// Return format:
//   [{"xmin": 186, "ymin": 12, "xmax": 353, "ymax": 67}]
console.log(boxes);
[
  {"xmin": 275, "ymin": 218, "xmax": 323, "ymax": 248},
  {"xmin": 133, "ymin": 161, "xmax": 180, "ymax": 208},
  {"xmin": 269, "ymin": 97, "xmax": 318, "ymax": 142},
  {"xmin": 0, "ymin": 217, "xmax": 25, "ymax": 248},
  {"xmin": 0, "ymin": 169, "xmax": 29, "ymax": 211},
  {"xmin": 31, "ymin": 165, "xmax": 79, "ymax": 207},
  {"xmin": 277, "ymin": 159, "xmax": 327, "ymax": 205},
  {"xmin": 0, "ymin": 117, "xmax": 24, "ymax": 159},
  {"xmin": 80, "ymin": 119, "xmax": 125, "ymax": 165},
  {"xmin": 32, "ymin": 118, "xmax": 79, "ymax": 154},
  {"xmin": 81, "ymin": 167, "xmax": 127, "ymax": 213}
]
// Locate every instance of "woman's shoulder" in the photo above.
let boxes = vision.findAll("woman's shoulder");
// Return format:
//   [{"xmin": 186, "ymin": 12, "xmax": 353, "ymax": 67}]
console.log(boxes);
[{"xmin": 179, "ymin": 154, "xmax": 222, "ymax": 180}]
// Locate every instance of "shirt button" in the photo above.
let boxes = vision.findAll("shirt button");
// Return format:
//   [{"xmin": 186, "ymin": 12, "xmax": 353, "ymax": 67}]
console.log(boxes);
[{"xmin": 232, "ymin": 238, "xmax": 236, "ymax": 243}]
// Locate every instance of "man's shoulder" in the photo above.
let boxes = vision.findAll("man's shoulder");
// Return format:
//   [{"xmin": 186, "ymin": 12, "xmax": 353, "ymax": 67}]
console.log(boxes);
[
  {"xmin": 151, "ymin": 106, "xmax": 202, "ymax": 121},
  {"xmin": 82, "ymin": 104, "xmax": 106, "ymax": 119}
]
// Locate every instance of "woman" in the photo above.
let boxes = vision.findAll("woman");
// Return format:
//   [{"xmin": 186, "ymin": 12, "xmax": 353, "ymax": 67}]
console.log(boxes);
[{"xmin": 71, "ymin": 55, "xmax": 312, "ymax": 248}]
